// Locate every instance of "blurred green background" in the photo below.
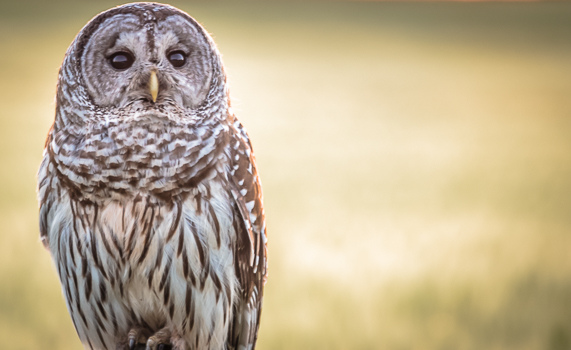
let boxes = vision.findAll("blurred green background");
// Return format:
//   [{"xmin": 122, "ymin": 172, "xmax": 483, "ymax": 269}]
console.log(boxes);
[{"xmin": 1, "ymin": 0, "xmax": 571, "ymax": 349}]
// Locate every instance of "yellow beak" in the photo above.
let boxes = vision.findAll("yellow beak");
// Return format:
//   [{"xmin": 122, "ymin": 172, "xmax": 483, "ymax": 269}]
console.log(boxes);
[{"xmin": 149, "ymin": 71, "xmax": 159, "ymax": 103}]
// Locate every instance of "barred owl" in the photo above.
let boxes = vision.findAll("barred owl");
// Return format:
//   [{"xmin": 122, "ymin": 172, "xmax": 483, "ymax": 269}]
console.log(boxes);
[{"xmin": 37, "ymin": 3, "xmax": 268, "ymax": 350}]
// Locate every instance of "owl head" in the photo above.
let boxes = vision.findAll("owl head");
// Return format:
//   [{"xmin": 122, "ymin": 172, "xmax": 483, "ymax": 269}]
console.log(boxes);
[{"xmin": 56, "ymin": 2, "xmax": 228, "ymax": 127}]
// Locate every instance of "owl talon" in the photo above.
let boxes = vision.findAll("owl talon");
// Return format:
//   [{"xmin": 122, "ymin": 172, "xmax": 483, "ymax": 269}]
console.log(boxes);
[
  {"xmin": 146, "ymin": 327, "xmax": 172, "ymax": 350},
  {"xmin": 127, "ymin": 326, "xmax": 149, "ymax": 350},
  {"xmin": 145, "ymin": 343, "xmax": 171, "ymax": 350}
]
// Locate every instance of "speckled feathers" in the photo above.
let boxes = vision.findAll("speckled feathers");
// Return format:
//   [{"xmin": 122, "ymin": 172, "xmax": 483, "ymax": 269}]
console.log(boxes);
[{"xmin": 37, "ymin": 3, "xmax": 267, "ymax": 350}]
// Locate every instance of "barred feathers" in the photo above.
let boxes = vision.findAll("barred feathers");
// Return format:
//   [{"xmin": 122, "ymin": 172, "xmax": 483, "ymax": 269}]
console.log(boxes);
[{"xmin": 37, "ymin": 3, "xmax": 267, "ymax": 350}]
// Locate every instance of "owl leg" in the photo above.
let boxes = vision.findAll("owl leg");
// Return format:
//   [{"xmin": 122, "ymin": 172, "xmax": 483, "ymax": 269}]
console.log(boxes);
[
  {"xmin": 127, "ymin": 326, "xmax": 151, "ymax": 350},
  {"xmin": 145, "ymin": 327, "xmax": 172, "ymax": 350},
  {"xmin": 145, "ymin": 327, "xmax": 185, "ymax": 350}
]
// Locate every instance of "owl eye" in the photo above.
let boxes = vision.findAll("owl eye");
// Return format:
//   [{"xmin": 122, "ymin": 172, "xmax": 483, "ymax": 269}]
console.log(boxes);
[
  {"xmin": 109, "ymin": 52, "xmax": 134, "ymax": 70},
  {"xmin": 168, "ymin": 51, "xmax": 186, "ymax": 68}
]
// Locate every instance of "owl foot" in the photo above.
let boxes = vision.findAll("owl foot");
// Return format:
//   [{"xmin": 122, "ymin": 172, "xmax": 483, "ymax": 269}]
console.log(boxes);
[
  {"xmin": 145, "ymin": 327, "xmax": 173, "ymax": 350},
  {"xmin": 126, "ymin": 326, "xmax": 150, "ymax": 350}
]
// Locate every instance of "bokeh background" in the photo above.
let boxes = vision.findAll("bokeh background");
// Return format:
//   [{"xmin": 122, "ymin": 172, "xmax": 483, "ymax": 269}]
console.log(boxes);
[{"xmin": 1, "ymin": 0, "xmax": 571, "ymax": 349}]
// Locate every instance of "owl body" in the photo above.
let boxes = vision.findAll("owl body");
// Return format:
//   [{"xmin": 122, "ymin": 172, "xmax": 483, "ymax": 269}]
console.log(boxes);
[{"xmin": 37, "ymin": 3, "xmax": 267, "ymax": 350}]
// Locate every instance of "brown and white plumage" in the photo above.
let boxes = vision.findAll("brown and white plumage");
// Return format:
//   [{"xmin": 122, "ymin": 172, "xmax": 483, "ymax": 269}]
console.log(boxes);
[{"xmin": 37, "ymin": 3, "xmax": 267, "ymax": 350}]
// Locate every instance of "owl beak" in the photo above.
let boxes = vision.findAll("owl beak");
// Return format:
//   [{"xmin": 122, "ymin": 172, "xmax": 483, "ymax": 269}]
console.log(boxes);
[{"xmin": 149, "ymin": 70, "xmax": 159, "ymax": 103}]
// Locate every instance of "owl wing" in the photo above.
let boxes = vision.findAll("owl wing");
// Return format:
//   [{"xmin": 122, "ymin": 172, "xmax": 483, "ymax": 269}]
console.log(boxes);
[{"xmin": 227, "ymin": 119, "xmax": 268, "ymax": 350}]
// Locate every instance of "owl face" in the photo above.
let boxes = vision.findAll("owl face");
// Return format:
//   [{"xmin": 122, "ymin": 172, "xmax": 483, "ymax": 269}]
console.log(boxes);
[
  {"xmin": 49, "ymin": 3, "xmax": 232, "ymax": 201},
  {"xmin": 79, "ymin": 11, "xmax": 214, "ymax": 110}
]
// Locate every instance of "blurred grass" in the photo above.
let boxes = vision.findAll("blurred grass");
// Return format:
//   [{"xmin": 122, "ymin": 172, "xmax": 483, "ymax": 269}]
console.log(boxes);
[{"xmin": 1, "ymin": 0, "xmax": 571, "ymax": 349}]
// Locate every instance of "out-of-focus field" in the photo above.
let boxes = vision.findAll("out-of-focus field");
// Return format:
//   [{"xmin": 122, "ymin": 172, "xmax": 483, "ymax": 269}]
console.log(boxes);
[{"xmin": 1, "ymin": 0, "xmax": 571, "ymax": 349}]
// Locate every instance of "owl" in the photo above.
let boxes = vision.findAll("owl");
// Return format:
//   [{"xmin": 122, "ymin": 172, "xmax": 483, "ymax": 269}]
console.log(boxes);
[{"xmin": 37, "ymin": 3, "xmax": 268, "ymax": 350}]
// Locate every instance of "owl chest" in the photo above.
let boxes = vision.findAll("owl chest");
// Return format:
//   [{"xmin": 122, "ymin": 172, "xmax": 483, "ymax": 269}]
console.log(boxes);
[
  {"xmin": 48, "ymin": 180, "xmax": 239, "ymax": 335},
  {"xmin": 91, "ymin": 183, "xmax": 237, "ymax": 279}
]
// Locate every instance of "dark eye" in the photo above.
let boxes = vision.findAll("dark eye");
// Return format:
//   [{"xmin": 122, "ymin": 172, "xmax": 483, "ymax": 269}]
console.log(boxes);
[
  {"xmin": 168, "ymin": 51, "xmax": 186, "ymax": 68},
  {"xmin": 109, "ymin": 52, "xmax": 134, "ymax": 70}
]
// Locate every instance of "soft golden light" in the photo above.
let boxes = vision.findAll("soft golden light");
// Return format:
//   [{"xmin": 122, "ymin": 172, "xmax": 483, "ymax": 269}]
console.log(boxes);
[{"xmin": 1, "ymin": 1, "xmax": 571, "ymax": 349}]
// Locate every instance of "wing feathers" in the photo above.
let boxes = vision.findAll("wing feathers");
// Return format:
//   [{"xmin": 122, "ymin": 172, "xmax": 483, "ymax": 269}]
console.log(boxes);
[{"xmin": 227, "ymin": 118, "xmax": 267, "ymax": 350}]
